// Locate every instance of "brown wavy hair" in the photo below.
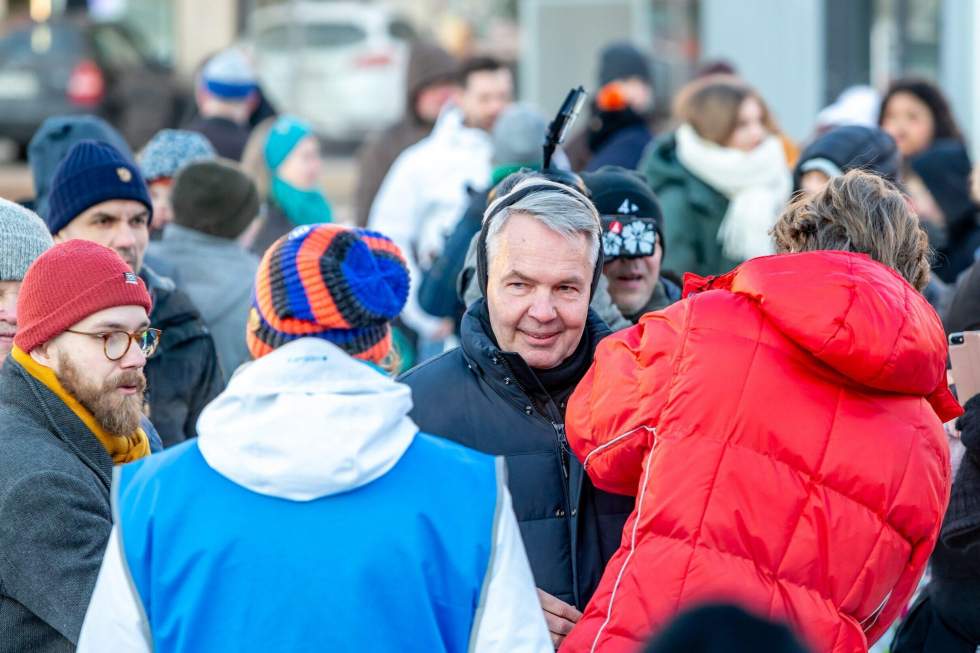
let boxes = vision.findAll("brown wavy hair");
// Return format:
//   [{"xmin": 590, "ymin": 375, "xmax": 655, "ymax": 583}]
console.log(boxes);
[
  {"xmin": 772, "ymin": 170, "xmax": 931, "ymax": 290},
  {"xmin": 674, "ymin": 74, "xmax": 776, "ymax": 145}
]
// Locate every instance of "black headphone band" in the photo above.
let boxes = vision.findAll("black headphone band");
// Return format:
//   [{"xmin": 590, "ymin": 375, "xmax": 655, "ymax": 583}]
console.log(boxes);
[
  {"xmin": 482, "ymin": 181, "xmax": 595, "ymax": 226},
  {"xmin": 476, "ymin": 179, "xmax": 604, "ymax": 299}
]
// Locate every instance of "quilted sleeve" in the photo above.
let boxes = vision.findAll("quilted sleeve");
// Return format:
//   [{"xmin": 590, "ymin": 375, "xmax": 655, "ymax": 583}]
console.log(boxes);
[
  {"xmin": 567, "ymin": 299, "xmax": 689, "ymax": 496},
  {"xmin": 864, "ymin": 532, "xmax": 939, "ymax": 644},
  {"xmin": 865, "ymin": 430, "xmax": 952, "ymax": 644}
]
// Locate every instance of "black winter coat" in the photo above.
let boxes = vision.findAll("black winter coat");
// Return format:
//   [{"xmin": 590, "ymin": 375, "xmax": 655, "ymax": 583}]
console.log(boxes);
[
  {"xmin": 142, "ymin": 267, "xmax": 224, "ymax": 447},
  {"xmin": 892, "ymin": 395, "xmax": 980, "ymax": 652},
  {"xmin": 0, "ymin": 357, "xmax": 114, "ymax": 652},
  {"xmin": 584, "ymin": 108, "xmax": 652, "ymax": 173},
  {"xmin": 910, "ymin": 140, "xmax": 980, "ymax": 284},
  {"xmin": 399, "ymin": 300, "xmax": 634, "ymax": 609},
  {"xmin": 184, "ymin": 115, "xmax": 250, "ymax": 162}
]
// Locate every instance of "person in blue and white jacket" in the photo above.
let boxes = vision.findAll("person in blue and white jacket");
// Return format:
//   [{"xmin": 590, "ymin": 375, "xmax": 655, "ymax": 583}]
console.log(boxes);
[{"xmin": 77, "ymin": 224, "xmax": 550, "ymax": 653}]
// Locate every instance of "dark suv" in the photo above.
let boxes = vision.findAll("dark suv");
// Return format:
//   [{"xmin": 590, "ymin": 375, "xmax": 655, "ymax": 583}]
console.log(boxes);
[{"xmin": 0, "ymin": 17, "xmax": 188, "ymax": 152}]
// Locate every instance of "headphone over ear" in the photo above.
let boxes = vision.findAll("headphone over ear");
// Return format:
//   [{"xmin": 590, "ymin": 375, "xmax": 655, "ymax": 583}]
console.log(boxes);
[{"xmin": 475, "ymin": 175, "xmax": 605, "ymax": 299}]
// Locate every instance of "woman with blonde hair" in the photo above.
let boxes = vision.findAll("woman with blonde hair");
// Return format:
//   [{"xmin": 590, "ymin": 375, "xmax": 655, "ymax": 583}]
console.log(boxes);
[
  {"xmin": 563, "ymin": 170, "xmax": 960, "ymax": 653},
  {"xmin": 639, "ymin": 75, "xmax": 792, "ymax": 276}
]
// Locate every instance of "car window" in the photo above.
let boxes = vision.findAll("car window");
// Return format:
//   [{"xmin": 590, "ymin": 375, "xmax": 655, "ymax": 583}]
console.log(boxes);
[
  {"xmin": 91, "ymin": 25, "xmax": 144, "ymax": 68},
  {"xmin": 0, "ymin": 23, "xmax": 83, "ymax": 65},
  {"xmin": 388, "ymin": 19, "xmax": 416, "ymax": 42},
  {"xmin": 257, "ymin": 23, "xmax": 367, "ymax": 50}
]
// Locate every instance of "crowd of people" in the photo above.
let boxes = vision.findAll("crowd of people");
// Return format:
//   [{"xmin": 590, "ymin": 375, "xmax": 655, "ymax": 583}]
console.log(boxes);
[{"xmin": 0, "ymin": 35, "xmax": 978, "ymax": 653}]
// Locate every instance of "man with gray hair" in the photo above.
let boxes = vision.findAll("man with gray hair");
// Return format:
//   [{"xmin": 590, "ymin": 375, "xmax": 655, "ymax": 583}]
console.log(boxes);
[
  {"xmin": 400, "ymin": 176, "xmax": 634, "ymax": 649},
  {"xmin": 0, "ymin": 199, "xmax": 53, "ymax": 366}
]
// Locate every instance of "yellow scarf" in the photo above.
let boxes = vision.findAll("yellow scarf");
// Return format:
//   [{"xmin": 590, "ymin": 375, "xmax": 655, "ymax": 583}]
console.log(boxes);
[{"xmin": 11, "ymin": 346, "xmax": 151, "ymax": 464}]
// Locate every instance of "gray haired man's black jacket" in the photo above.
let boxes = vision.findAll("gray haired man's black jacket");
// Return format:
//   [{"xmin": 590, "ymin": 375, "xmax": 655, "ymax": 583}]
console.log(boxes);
[
  {"xmin": 399, "ymin": 299, "xmax": 634, "ymax": 609},
  {"xmin": 0, "ymin": 356, "xmax": 114, "ymax": 652}
]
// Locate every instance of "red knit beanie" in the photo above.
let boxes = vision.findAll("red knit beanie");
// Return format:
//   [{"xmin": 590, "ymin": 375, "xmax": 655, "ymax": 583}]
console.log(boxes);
[{"xmin": 15, "ymin": 240, "xmax": 153, "ymax": 353}]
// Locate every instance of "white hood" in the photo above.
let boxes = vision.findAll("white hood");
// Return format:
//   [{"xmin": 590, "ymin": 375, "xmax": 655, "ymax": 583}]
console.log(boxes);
[{"xmin": 196, "ymin": 338, "xmax": 417, "ymax": 501}]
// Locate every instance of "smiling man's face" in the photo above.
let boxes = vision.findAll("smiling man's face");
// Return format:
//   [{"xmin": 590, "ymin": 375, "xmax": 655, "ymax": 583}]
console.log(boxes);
[{"xmin": 487, "ymin": 212, "xmax": 592, "ymax": 370}]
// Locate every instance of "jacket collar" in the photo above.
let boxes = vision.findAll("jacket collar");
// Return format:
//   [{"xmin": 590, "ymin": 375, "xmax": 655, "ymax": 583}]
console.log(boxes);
[{"xmin": 0, "ymin": 356, "xmax": 113, "ymax": 488}]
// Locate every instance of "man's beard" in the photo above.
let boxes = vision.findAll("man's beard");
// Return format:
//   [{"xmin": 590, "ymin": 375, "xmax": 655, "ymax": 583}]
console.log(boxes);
[{"xmin": 57, "ymin": 353, "xmax": 146, "ymax": 438}]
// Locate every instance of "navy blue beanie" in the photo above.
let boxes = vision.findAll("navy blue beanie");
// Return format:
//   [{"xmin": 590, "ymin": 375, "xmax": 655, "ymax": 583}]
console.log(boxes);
[{"xmin": 45, "ymin": 140, "xmax": 153, "ymax": 235}]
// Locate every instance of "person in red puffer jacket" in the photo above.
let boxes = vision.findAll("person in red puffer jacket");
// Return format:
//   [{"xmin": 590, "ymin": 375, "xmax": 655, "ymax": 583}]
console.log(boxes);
[{"xmin": 562, "ymin": 170, "xmax": 962, "ymax": 653}]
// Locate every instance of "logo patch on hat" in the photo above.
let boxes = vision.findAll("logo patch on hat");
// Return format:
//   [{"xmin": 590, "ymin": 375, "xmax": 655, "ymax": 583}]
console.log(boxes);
[
  {"xmin": 117, "ymin": 167, "xmax": 133, "ymax": 183},
  {"xmin": 124, "ymin": 271, "xmax": 138, "ymax": 285},
  {"xmin": 617, "ymin": 198, "xmax": 640, "ymax": 214}
]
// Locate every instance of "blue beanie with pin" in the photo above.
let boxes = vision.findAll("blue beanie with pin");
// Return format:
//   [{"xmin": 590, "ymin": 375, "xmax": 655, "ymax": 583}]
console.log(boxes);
[{"xmin": 45, "ymin": 140, "xmax": 152, "ymax": 234}]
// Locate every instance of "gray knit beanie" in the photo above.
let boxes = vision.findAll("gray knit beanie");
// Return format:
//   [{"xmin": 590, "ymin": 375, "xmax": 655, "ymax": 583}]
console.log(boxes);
[
  {"xmin": 492, "ymin": 104, "xmax": 547, "ymax": 167},
  {"xmin": 0, "ymin": 199, "xmax": 53, "ymax": 282}
]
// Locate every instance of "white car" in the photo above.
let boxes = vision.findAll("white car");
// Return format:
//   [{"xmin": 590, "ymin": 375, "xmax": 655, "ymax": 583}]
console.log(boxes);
[{"xmin": 248, "ymin": 2, "xmax": 415, "ymax": 142}]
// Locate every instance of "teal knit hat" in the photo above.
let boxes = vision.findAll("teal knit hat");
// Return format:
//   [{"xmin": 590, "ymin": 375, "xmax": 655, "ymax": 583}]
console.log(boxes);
[{"xmin": 264, "ymin": 116, "xmax": 314, "ymax": 171}]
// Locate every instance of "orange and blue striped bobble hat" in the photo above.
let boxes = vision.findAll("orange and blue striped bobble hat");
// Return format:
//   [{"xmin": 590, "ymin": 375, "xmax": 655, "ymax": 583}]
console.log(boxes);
[{"xmin": 248, "ymin": 224, "xmax": 409, "ymax": 363}]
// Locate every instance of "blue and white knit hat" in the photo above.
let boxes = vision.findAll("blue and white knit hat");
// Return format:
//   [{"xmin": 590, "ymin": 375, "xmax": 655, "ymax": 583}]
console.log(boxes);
[
  {"xmin": 201, "ymin": 48, "xmax": 257, "ymax": 100},
  {"xmin": 138, "ymin": 129, "xmax": 217, "ymax": 183}
]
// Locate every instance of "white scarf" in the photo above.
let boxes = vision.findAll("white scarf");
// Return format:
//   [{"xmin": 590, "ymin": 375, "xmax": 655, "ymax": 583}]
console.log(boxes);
[{"xmin": 675, "ymin": 123, "xmax": 792, "ymax": 261}]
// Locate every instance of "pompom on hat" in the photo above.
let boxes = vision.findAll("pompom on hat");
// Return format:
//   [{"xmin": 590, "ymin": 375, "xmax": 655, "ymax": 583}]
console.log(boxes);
[{"xmin": 248, "ymin": 224, "xmax": 409, "ymax": 363}]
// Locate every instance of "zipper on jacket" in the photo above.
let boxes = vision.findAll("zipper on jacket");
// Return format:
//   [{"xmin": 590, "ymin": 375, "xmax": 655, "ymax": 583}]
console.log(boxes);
[
  {"xmin": 502, "ymin": 353, "xmax": 575, "ymax": 511},
  {"xmin": 553, "ymin": 422, "xmax": 570, "ymax": 480},
  {"xmin": 500, "ymin": 354, "xmax": 583, "ymax": 606}
]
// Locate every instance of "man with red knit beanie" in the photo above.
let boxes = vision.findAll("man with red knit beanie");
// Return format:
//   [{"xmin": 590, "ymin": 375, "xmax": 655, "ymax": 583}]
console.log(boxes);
[{"xmin": 0, "ymin": 239, "xmax": 159, "ymax": 651}]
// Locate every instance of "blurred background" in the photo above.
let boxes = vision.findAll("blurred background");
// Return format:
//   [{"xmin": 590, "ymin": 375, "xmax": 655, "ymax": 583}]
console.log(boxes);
[{"xmin": 0, "ymin": 0, "xmax": 975, "ymax": 222}]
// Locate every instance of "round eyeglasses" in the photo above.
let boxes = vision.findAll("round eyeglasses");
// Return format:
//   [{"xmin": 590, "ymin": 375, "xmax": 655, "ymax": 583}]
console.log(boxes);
[{"xmin": 64, "ymin": 328, "xmax": 162, "ymax": 361}]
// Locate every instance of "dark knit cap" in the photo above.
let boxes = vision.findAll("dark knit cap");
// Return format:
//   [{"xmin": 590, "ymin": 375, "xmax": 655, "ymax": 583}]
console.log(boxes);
[
  {"xmin": 910, "ymin": 139, "xmax": 977, "ymax": 229},
  {"xmin": 248, "ymin": 224, "xmax": 409, "ymax": 363},
  {"xmin": 583, "ymin": 165, "xmax": 665, "ymax": 259},
  {"xmin": 794, "ymin": 125, "xmax": 900, "ymax": 191},
  {"xmin": 644, "ymin": 604, "xmax": 811, "ymax": 653},
  {"xmin": 599, "ymin": 42, "xmax": 651, "ymax": 87},
  {"xmin": 45, "ymin": 140, "xmax": 152, "ymax": 235},
  {"xmin": 172, "ymin": 160, "xmax": 259, "ymax": 240}
]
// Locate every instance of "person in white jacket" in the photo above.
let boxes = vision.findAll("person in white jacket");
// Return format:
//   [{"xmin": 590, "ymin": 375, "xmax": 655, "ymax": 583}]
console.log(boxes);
[
  {"xmin": 77, "ymin": 224, "xmax": 550, "ymax": 653},
  {"xmin": 369, "ymin": 56, "xmax": 512, "ymax": 342}
]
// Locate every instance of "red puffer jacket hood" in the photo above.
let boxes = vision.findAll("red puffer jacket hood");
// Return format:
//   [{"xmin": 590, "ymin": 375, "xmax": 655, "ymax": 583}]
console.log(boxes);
[
  {"xmin": 684, "ymin": 252, "xmax": 960, "ymax": 420},
  {"xmin": 562, "ymin": 251, "xmax": 958, "ymax": 653}
]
